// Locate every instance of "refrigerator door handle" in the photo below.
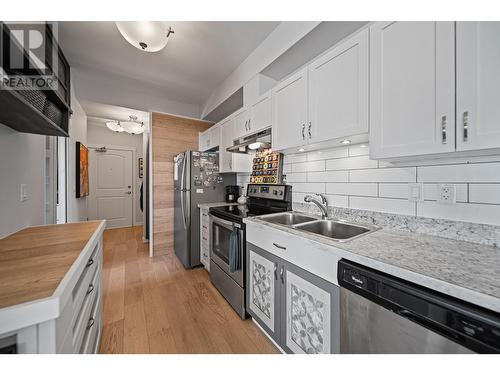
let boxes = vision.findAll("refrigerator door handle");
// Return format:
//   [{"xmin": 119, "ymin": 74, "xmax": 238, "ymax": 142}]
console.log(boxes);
[
  {"xmin": 180, "ymin": 154, "xmax": 187, "ymax": 191},
  {"xmin": 184, "ymin": 192, "xmax": 191, "ymax": 229}
]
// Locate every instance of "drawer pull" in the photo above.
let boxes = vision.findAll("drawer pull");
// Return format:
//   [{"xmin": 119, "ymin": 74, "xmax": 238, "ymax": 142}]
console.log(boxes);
[
  {"xmin": 86, "ymin": 284, "xmax": 94, "ymax": 295},
  {"xmin": 87, "ymin": 318, "xmax": 95, "ymax": 330},
  {"xmin": 273, "ymin": 242, "xmax": 286, "ymax": 250},
  {"xmin": 86, "ymin": 259, "xmax": 94, "ymax": 267}
]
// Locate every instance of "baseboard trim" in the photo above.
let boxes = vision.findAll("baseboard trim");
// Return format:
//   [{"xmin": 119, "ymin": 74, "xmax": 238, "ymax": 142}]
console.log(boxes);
[{"xmin": 252, "ymin": 319, "xmax": 284, "ymax": 354}]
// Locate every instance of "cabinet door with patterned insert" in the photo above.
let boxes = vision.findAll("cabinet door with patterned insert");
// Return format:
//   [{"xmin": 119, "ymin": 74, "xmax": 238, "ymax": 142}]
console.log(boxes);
[
  {"xmin": 281, "ymin": 260, "xmax": 340, "ymax": 354},
  {"xmin": 246, "ymin": 243, "xmax": 281, "ymax": 343}
]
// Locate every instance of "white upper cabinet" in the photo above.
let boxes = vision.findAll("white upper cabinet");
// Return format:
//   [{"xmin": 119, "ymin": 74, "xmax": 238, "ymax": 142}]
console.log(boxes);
[
  {"xmin": 233, "ymin": 108, "xmax": 250, "ymax": 140},
  {"xmin": 272, "ymin": 67, "xmax": 309, "ymax": 151},
  {"xmin": 250, "ymin": 93, "xmax": 272, "ymax": 134},
  {"xmin": 219, "ymin": 117, "xmax": 234, "ymax": 173},
  {"xmin": 369, "ymin": 22, "xmax": 455, "ymax": 159},
  {"xmin": 199, "ymin": 130, "xmax": 211, "ymax": 151},
  {"xmin": 210, "ymin": 125, "xmax": 221, "ymax": 150},
  {"xmin": 199, "ymin": 125, "xmax": 219, "ymax": 151},
  {"xmin": 218, "ymin": 116, "xmax": 252, "ymax": 173},
  {"xmin": 456, "ymin": 22, "xmax": 500, "ymax": 152},
  {"xmin": 308, "ymin": 29, "xmax": 369, "ymax": 144}
]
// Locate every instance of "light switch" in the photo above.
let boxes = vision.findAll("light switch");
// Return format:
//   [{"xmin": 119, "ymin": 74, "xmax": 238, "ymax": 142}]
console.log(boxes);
[
  {"xmin": 20, "ymin": 184, "xmax": 28, "ymax": 202},
  {"xmin": 408, "ymin": 183, "xmax": 423, "ymax": 202}
]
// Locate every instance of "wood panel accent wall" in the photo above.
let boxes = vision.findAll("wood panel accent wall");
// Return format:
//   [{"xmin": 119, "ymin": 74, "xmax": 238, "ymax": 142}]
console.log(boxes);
[{"xmin": 152, "ymin": 112, "xmax": 212, "ymax": 255}]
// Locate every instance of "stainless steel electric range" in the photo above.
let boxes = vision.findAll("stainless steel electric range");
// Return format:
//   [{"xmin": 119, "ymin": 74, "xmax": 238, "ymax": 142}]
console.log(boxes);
[{"xmin": 208, "ymin": 184, "xmax": 293, "ymax": 318}]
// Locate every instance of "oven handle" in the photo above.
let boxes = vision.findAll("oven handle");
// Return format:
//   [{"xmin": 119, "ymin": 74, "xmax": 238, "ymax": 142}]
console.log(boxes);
[{"xmin": 210, "ymin": 214, "xmax": 241, "ymax": 230}]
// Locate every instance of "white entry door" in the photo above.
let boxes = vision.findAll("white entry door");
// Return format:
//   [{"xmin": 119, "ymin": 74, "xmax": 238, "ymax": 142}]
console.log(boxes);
[{"xmin": 88, "ymin": 147, "xmax": 133, "ymax": 228}]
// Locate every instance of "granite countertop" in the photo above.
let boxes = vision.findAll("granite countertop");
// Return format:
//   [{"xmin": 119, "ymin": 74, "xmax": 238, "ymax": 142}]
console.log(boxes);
[
  {"xmin": 198, "ymin": 202, "xmax": 239, "ymax": 209},
  {"xmin": 245, "ymin": 214, "xmax": 500, "ymax": 313}
]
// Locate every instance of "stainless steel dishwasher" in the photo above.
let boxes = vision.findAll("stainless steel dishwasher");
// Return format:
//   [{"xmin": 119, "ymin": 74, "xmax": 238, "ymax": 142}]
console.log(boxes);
[{"xmin": 338, "ymin": 259, "xmax": 500, "ymax": 354}]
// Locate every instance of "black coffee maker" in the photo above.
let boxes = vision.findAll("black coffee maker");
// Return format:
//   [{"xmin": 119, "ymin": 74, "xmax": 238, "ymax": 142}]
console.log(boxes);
[{"xmin": 225, "ymin": 185, "xmax": 239, "ymax": 203}]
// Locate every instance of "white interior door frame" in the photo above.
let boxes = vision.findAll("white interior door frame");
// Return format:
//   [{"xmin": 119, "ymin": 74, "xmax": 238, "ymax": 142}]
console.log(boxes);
[{"xmin": 88, "ymin": 144, "xmax": 138, "ymax": 227}]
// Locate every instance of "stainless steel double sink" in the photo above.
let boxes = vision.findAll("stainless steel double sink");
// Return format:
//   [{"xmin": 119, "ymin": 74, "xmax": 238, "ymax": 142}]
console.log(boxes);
[{"xmin": 257, "ymin": 212, "xmax": 379, "ymax": 242}]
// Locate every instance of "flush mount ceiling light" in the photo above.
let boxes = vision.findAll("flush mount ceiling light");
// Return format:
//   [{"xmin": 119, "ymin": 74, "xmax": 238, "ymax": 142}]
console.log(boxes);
[
  {"xmin": 120, "ymin": 115, "xmax": 145, "ymax": 135},
  {"xmin": 115, "ymin": 21, "xmax": 174, "ymax": 52},
  {"xmin": 106, "ymin": 121, "xmax": 124, "ymax": 133}
]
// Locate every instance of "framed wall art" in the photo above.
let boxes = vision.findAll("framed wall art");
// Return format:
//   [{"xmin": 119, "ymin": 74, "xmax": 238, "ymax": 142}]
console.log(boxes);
[{"xmin": 76, "ymin": 141, "xmax": 89, "ymax": 198}]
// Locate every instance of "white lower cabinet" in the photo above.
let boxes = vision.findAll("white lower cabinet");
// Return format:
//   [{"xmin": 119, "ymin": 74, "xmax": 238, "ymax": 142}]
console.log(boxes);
[
  {"xmin": 199, "ymin": 207, "xmax": 210, "ymax": 270},
  {"xmin": 247, "ymin": 242, "xmax": 340, "ymax": 354}
]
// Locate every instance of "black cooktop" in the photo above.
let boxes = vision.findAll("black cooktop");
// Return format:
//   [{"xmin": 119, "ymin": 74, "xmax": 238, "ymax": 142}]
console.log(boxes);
[
  {"xmin": 209, "ymin": 184, "xmax": 293, "ymax": 223},
  {"xmin": 209, "ymin": 204, "xmax": 271, "ymax": 223}
]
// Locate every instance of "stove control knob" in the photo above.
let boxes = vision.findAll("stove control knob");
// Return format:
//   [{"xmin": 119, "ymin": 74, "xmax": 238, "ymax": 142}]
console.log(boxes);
[
  {"xmin": 279, "ymin": 190, "xmax": 284, "ymax": 196},
  {"xmin": 273, "ymin": 190, "xmax": 278, "ymax": 195}
]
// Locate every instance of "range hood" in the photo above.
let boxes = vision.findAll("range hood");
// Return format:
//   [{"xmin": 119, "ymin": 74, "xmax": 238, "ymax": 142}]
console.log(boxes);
[{"xmin": 227, "ymin": 127, "xmax": 272, "ymax": 154}]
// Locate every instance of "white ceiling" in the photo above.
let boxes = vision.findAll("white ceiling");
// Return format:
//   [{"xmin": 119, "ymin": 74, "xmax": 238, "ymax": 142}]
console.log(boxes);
[
  {"xmin": 58, "ymin": 21, "xmax": 280, "ymax": 106},
  {"xmin": 83, "ymin": 100, "xmax": 149, "ymax": 127}
]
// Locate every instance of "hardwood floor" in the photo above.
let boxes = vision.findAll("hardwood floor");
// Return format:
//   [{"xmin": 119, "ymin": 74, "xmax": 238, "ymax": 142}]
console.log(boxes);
[{"xmin": 99, "ymin": 226, "xmax": 279, "ymax": 354}]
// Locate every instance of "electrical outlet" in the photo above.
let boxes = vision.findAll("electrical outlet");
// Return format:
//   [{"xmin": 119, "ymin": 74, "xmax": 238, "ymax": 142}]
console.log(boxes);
[
  {"xmin": 20, "ymin": 184, "xmax": 28, "ymax": 202},
  {"xmin": 408, "ymin": 183, "xmax": 423, "ymax": 202},
  {"xmin": 437, "ymin": 184, "xmax": 456, "ymax": 204}
]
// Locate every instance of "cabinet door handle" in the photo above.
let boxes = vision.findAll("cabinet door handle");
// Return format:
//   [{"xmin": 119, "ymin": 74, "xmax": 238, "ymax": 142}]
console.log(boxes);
[
  {"xmin": 86, "ymin": 284, "xmax": 95, "ymax": 295},
  {"xmin": 273, "ymin": 242, "xmax": 286, "ymax": 250},
  {"xmin": 229, "ymin": 158, "xmax": 232, "ymax": 170},
  {"xmin": 87, "ymin": 317, "xmax": 95, "ymax": 330},
  {"xmin": 274, "ymin": 263, "xmax": 278, "ymax": 280},
  {"xmin": 441, "ymin": 115, "xmax": 447, "ymax": 144},
  {"xmin": 86, "ymin": 259, "xmax": 94, "ymax": 267},
  {"xmin": 244, "ymin": 120, "xmax": 248, "ymax": 132},
  {"xmin": 248, "ymin": 118, "xmax": 251, "ymax": 131},
  {"xmin": 308, "ymin": 122, "xmax": 312, "ymax": 139},
  {"xmin": 463, "ymin": 111, "xmax": 469, "ymax": 142},
  {"xmin": 302, "ymin": 124, "xmax": 305, "ymax": 140},
  {"xmin": 280, "ymin": 266, "xmax": 284, "ymax": 284}
]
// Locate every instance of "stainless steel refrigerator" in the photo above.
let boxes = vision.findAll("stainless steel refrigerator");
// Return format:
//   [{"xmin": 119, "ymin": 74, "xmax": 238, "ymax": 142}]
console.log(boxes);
[{"xmin": 173, "ymin": 150, "xmax": 235, "ymax": 269}]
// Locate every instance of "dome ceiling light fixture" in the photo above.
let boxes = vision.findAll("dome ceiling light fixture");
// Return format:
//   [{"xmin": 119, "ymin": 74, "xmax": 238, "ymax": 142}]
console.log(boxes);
[
  {"xmin": 115, "ymin": 21, "xmax": 175, "ymax": 52},
  {"xmin": 105, "ymin": 115, "xmax": 144, "ymax": 135},
  {"xmin": 106, "ymin": 121, "xmax": 124, "ymax": 133},
  {"xmin": 120, "ymin": 115, "xmax": 145, "ymax": 135}
]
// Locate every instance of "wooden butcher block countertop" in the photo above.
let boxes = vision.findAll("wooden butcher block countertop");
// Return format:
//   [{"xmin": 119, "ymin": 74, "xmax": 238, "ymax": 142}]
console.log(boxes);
[{"xmin": 0, "ymin": 221, "xmax": 102, "ymax": 310}]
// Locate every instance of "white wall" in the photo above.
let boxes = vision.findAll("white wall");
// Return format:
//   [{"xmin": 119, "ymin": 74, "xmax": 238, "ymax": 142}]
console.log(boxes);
[
  {"xmin": 67, "ymin": 89, "xmax": 88, "ymax": 223},
  {"xmin": 201, "ymin": 22, "xmax": 320, "ymax": 117},
  {"xmin": 87, "ymin": 123, "xmax": 144, "ymax": 224},
  {"xmin": 238, "ymin": 145, "xmax": 500, "ymax": 226},
  {"xmin": 0, "ymin": 124, "xmax": 46, "ymax": 238}
]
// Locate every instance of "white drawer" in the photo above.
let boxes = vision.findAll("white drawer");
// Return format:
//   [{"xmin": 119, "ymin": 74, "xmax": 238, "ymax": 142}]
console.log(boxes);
[
  {"xmin": 79, "ymin": 288, "xmax": 103, "ymax": 354},
  {"xmin": 71, "ymin": 263, "xmax": 101, "ymax": 351},
  {"xmin": 246, "ymin": 222, "xmax": 341, "ymax": 286}
]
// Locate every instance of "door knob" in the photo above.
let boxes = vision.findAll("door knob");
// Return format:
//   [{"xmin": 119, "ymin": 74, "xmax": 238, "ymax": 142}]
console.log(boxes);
[{"xmin": 125, "ymin": 191, "xmax": 132, "ymax": 195}]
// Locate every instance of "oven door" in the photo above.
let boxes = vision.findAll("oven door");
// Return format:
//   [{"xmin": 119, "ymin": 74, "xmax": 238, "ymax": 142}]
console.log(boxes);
[{"xmin": 209, "ymin": 213, "xmax": 244, "ymax": 287}]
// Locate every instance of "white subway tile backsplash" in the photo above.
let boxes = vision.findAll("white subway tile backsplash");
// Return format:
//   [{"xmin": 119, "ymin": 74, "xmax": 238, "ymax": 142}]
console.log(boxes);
[
  {"xmin": 307, "ymin": 170, "xmax": 348, "ymax": 183},
  {"xmin": 283, "ymin": 164, "xmax": 292, "ymax": 173},
  {"xmin": 469, "ymin": 184, "xmax": 500, "ymax": 204},
  {"xmin": 240, "ymin": 146, "xmax": 500, "ymax": 226},
  {"xmin": 348, "ymin": 144, "xmax": 369, "ymax": 157},
  {"xmin": 417, "ymin": 201, "xmax": 500, "ymax": 226},
  {"xmin": 292, "ymin": 160, "xmax": 325, "ymax": 173},
  {"xmin": 325, "ymin": 194, "xmax": 349, "ymax": 208},
  {"xmin": 350, "ymin": 196, "xmax": 416, "ymax": 216},
  {"xmin": 284, "ymin": 153, "xmax": 307, "ymax": 164},
  {"xmin": 423, "ymin": 184, "xmax": 468, "ymax": 202},
  {"xmin": 326, "ymin": 183, "xmax": 378, "ymax": 197},
  {"xmin": 350, "ymin": 167, "xmax": 416, "ymax": 182},
  {"xmin": 307, "ymin": 148, "xmax": 349, "ymax": 161},
  {"xmin": 291, "ymin": 182, "xmax": 325, "ymax": 193},
  {"xmin": 417, "ymin": 163, "xmax": 500, "ymax": 183},
  {"xmin": 378, "ymin": 184, "xmax": 409, "ymax": 199},
  {"xmin": 285, "ymin": 172, "xmax": 307, "ymax": 183},
  {"xmin": 326, "ymin": 155, "xmax": 378, "ymax": 171}
]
